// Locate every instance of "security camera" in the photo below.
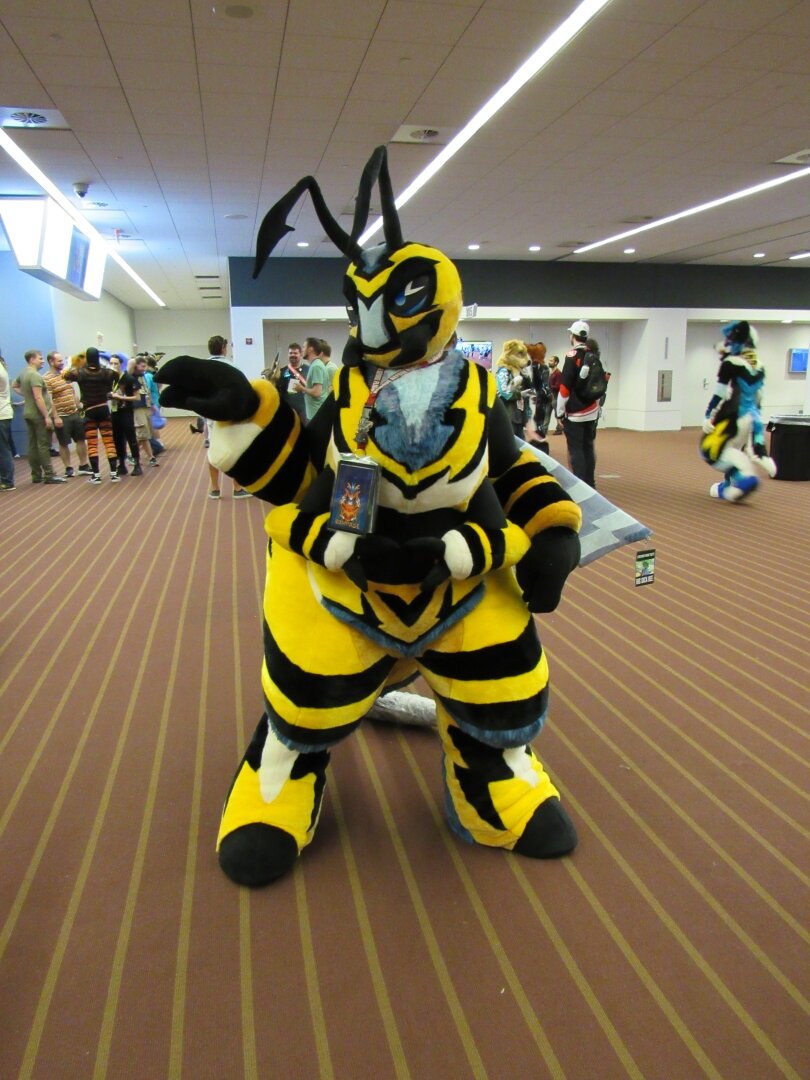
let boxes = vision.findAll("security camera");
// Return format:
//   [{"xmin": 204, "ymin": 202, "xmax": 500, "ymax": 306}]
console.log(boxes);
[{"xmin": 73, "ymin": 182, "xmax": 89, "ymax": 199}]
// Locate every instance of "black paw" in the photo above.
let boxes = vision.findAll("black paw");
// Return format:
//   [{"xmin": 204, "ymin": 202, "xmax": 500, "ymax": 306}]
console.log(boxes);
[
  {"xmin": 218, "ymin": 823, "xmax": 299, "ymax": 886},
  {"xmin": 512, "ymin": 797, "xmax": 577, "ymax": 859}
]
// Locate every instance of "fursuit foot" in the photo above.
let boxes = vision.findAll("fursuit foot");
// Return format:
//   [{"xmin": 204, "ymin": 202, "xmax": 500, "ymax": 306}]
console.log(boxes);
[
  {"xmin": 512, "ymin": 796, "xmax": 578, "ymax": 859},
  {"xmin": 216, "ymin": 714, "xmax": 330, "ymax": 888},
  {"xmin": 218, "ymin": 823, "xmax": 299, "ymax": 887}
]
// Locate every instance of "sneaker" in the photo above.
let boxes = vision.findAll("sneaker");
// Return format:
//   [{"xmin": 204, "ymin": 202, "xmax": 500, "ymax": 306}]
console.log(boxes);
[
  {"xmin": 65, "ymin": 467, "xmax": 75, "ymax": 478},
  {"xmin": 131, "ymin": 463, "xmax": 143, "ymax": 476},
  {"xmin": 49, "ymin": 448, "xmax": 60, "ymax": 457},
  {"xmin": 77, "ymin": 464, "xmax": 93, "ymax": 474},
  {"xmin": 0, "ymin": 482, "xmax": 15, "ymax": 491},
  {"xmin": 208, "ymin": 489, "xmax": 221, "ymax": 500},
  {"xmin": 110, "ymin": 472, "xmax": 121, "ymax": 483},
  {"xmin": 31, "ymin": 477, "xmax": 43, "ymax": 484},
  {"xmin": 44, "ymin": 475, "xmax": 68, "ymax": 484},
  {"xmin": 117, "ymin": 464, "xmax": 129, "ymax": 476},
  {"xmin": 189, "ymin": 423, "xmax": 201, "ymax": 434},
  {"xmin": 149, "ymin": 456, "xmax": 159, "ymax": 467},
  {"xmin": 233, "ymin": 489, "xmax": 251, "ymax": 499},
  {"xmin": 203, "ymin": 439, "xmax": 210, "ymax": 448},
  {"xmin": 88, "ymin": 474, "xmax": 102, "ymax": 485}
]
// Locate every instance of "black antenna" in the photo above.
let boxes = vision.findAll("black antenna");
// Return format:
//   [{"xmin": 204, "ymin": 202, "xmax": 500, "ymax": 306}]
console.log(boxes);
[
  {"xmin": 253, "ymin": 146, "xmax": 403, "ymax": 279},
  {"xmin": 350, "ymin": 146, "xmax": 402, "ymax": 251},
  {"xmin": 253, "ymin": 178, "xmax": 362, "ymax": 278}
]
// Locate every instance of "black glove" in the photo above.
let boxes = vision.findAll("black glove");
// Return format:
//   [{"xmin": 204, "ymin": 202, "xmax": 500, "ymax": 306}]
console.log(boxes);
[
  {"xmin": 343, "ymin": 535, "xmax": 449, "ymax": 592},
  {"xmin": 515, "ymin": 527, "xmax": 580, "ymax": 613},
  {"xmin": 155, "ymin": 356, "xmax": 260, "ymax": 422}
]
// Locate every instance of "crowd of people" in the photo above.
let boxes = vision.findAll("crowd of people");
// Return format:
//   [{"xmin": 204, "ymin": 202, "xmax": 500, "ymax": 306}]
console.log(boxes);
[
  {"xmin": 264, "ymin": 336, "xmax": 339, "ymax": 425},
  {"xmin": 494, "ymin": 319, "xmax": 605, "ymax": 487},
  {"xmin": 5, "ymin": 320, "xmax": 770, "ymax": 507},
  {"xmin": 0, "ymin": 346, "xmax": 167, "ymax": 491}
]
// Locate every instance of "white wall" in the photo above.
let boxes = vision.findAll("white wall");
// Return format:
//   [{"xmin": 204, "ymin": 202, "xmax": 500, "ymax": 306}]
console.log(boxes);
[
  {"xmin": 195, "ymin": 302, "xmax": 810, "ymax": 432},
  {"xmin": 134, "ymin": 308, "xmax": 232, "ymax": 364},
  {"xmin": 50, "ymin": 287, "xmax": 136, "ymax": 358}
]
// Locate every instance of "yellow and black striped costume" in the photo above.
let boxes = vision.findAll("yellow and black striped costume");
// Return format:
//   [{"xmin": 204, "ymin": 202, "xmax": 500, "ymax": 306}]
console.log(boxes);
[
  {"xmin": 209, "ymin": 347, "xmax": 581, "ymax": 883},
  {"xmin": 158, "ymin": 146, "xmax": 582, "ymax": 886}
]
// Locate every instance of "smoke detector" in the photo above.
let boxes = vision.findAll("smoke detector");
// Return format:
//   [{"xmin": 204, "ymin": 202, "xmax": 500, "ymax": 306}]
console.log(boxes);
[
  {"xmin": 390, "ymin": 124, "xmax": 453, "ymax": 145},
  {"xmin": 0, "ymin": 106, "xmax": 70, "ymax": 129}
]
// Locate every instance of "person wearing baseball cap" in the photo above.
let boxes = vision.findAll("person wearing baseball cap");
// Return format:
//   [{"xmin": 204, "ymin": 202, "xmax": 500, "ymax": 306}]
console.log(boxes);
[{"xmin": 556, "ymin": 319, "xmax": 599, "ymax": 487}]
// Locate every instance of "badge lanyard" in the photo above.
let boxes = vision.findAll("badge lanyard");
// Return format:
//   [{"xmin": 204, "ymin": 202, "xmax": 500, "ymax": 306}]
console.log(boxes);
[
  {"xmin": 354, "ymin": 353, "xmax": 443, "ymax": 449},
  {"xmin": 331, "ymin": 353, "xmax": 445, "ymax": 537}
]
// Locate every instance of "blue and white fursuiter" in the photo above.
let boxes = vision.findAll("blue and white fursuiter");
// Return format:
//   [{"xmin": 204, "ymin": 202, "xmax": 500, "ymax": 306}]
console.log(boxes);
[{"xmin": 699, "ymin": 320, "xmax": 777, "ymax": 502}]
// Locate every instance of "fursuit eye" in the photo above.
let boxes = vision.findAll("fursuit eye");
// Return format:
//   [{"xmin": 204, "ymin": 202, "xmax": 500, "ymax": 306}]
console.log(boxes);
[{"xmin": 393, "ymin": 275, "xmax": 431, "ymax": 315}]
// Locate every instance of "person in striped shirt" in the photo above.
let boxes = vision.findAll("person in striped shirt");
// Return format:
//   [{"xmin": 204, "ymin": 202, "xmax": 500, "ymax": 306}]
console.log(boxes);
[{"xmin": 43, "ymin": 352, "xmax": 90, "ymax": 477}]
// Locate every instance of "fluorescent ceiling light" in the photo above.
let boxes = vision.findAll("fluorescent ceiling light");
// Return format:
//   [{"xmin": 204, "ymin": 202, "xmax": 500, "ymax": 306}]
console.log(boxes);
[
  {"xmin": 573, "ymin": 165, "xmax": 810, "ymax": 254},
  {"xmin": 296, "ymin": 241, "xmax": 309, "ymax": 248},
  {"xmin": 753, "ymin": 252, "xmax": 766, "ymax": 258},
  {"xmin": 788, "ymin": 250, "xmax": 810, "ymax": 260},
  {"xmin": 623, "ymin": 247, "xmax": 636, "ymax": 254},
  {"xmin": 528, "ymin": 244, "xmax": 542, "ymax": 252},
  {"xmin": 467, "ymin": 243, "xmax": 480, "ymax": 250},
  {"xmin": 0, "ymin": 128, "xmax": 165, "ymax": 306},
  {"xmin": 358, "ymin": 0, "xmax": 615, "ymax": 245}
]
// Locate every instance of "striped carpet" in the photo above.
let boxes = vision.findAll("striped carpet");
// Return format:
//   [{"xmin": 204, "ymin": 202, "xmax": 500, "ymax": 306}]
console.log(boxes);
[{"xmin": 0, "ymin": 423, "xmax": 807, "ymax": 1080}]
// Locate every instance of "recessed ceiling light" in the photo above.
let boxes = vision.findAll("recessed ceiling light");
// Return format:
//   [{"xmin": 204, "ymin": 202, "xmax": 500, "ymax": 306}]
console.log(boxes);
[
  {"xmin": 297, "ymin": 241, "xmax": 309, "ymax": 248},
  {"xmin": 224, "ymin": 212, "xmax": 248, "ymax": 220},
  {"xmin": 359, "ymin": 0, "xmax": 616, "ymax": 245},
  {"xmin": 574, "ymin": 165, "xmax": 810, "ymax": 254},
  {"xmin": 623, "ymin": 247, "xmax": 635, "ymax": 254},
  {"xmin": 788, "ymin": 251, "xmax": 810, "ymax": 260},
  {"xmin": 528, "ymin": 244, "xmax": 541, "ymax": 252},
  {"xmin": 467, "ymin": 243, "xmax": 480, "ymax": 251},
  {"xmin": 753, "ymin": 252, "xmax": 766, "ymax": 258}
]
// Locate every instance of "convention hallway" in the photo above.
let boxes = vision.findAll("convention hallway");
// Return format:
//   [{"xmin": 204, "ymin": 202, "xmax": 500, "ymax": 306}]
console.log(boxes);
[{"xmin": 1, "ymin": 422, "xmax": 808, "ymax": 1080}]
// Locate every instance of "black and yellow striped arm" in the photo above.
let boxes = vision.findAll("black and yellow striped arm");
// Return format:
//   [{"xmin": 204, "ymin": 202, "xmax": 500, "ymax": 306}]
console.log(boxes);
[
  {"xmin": 492, "ymin": 448, "xmax": 582, "ymax": 540},
  {"xmin": 264, "ymin": 504, "xmax": 358, "ymax": 570},
  {"xmin": 442, "ymin": 519, "xmax": 530, "ymax": 579},
  {"xmin": 211, "ymin": 380, "xmax": 317, "ymax": 503}
]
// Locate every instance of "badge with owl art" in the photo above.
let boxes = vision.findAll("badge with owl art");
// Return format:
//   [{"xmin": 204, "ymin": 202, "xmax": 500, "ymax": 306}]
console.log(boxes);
[{"xmin": 328, "ymin": 454, "xmax": 381, "ymax": 536}]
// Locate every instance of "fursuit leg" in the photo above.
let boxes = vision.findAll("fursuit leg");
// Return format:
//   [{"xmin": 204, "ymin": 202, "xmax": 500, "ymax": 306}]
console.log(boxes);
[{"xmin": 217, "ymin": 715, "xmax": 330, "ymax": 887}]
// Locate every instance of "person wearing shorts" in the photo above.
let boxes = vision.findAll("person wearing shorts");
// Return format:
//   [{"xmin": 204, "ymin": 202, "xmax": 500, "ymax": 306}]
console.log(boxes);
[
  {"xmin": 43, "ymin": 351, "xmax": 90, "ymax": 477},
  {"xmin": 132, "ymin": 356, "xmax": 158, "ymax": 467}
]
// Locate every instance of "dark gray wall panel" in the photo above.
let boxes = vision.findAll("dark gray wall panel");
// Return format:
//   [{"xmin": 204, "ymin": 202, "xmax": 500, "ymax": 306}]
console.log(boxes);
[{"xmin": 231, "ymin": 256, "xmax": 809, "ymax": 310}]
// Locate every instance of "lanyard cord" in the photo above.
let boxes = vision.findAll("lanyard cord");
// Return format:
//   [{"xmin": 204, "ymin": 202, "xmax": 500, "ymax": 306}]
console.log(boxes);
[{"xmin": 354, "ymin": 352, "xmax": 445, "ymax": 450}]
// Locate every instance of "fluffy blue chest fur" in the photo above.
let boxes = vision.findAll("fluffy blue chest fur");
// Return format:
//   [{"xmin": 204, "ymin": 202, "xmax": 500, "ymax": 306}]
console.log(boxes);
[{"xmin": 372, "ymin": 353, "xmax": 464, "ymax": 472}]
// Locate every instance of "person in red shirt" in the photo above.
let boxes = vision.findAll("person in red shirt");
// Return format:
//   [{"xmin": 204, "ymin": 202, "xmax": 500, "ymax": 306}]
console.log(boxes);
[{"xmin": 547, "ymin": 355, "xmax": 563, "ymax": 435}]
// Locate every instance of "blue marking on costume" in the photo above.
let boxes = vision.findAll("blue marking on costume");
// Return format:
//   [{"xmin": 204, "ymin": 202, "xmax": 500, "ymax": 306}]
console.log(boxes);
[
  {"xmin": 452, "ymin": 709, "xmax": 546, "ymax": 749},
  {"xmin": 737, "ymin": 372, "xmax": 763, "ymax": 416},
  {"xmin": 322, "ymin": 581, "xmax": 484, "ymax": 658},
  {"xmin": 443, "ymin": 780, "xmax": 475, "ymax": 844},
  {"xmin": 373, "ymin": 353, "xmax": 463, "ymax": 471}
]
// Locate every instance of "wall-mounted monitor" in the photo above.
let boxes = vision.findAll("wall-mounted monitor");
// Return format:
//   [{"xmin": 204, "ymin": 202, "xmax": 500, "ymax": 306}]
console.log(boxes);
[
  {"xmin": 787, "ymin": 347, "xmax": 808, "ymax": 375},
  {"xmin": 458, "ymin": 340, "xmax": 493, "ymax": 369},
  {"xmin": 0, "ymin": 195, "xmax": 106, "ymax": 300}
]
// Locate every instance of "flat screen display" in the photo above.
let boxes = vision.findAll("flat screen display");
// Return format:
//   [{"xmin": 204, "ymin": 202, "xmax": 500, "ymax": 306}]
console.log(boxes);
[
  {"xmin": 787, "ymin": 348, "xmax": 808, "ymax": 374},
  {"xmin": 67, "ymin": 227, "xmax": 90, "ymax": 289},
  {"xmin": 458, "ymin": 340, "xmax": 493, "ymax": 369}
]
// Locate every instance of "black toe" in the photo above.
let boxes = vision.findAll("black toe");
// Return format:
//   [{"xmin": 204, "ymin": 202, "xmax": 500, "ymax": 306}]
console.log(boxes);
[
  {"xmin": 218, "ymin": 823, "xmax": 299, "ymax": 886},
  {"xmin": 512, "ymin": 797, "xmax": 577, "ymax": 859}
]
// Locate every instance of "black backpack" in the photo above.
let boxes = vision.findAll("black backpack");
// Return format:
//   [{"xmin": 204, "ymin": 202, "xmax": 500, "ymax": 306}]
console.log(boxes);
[{"xmin": 577, "ymin": 351, "xmax": 610, "ymax": 404}]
